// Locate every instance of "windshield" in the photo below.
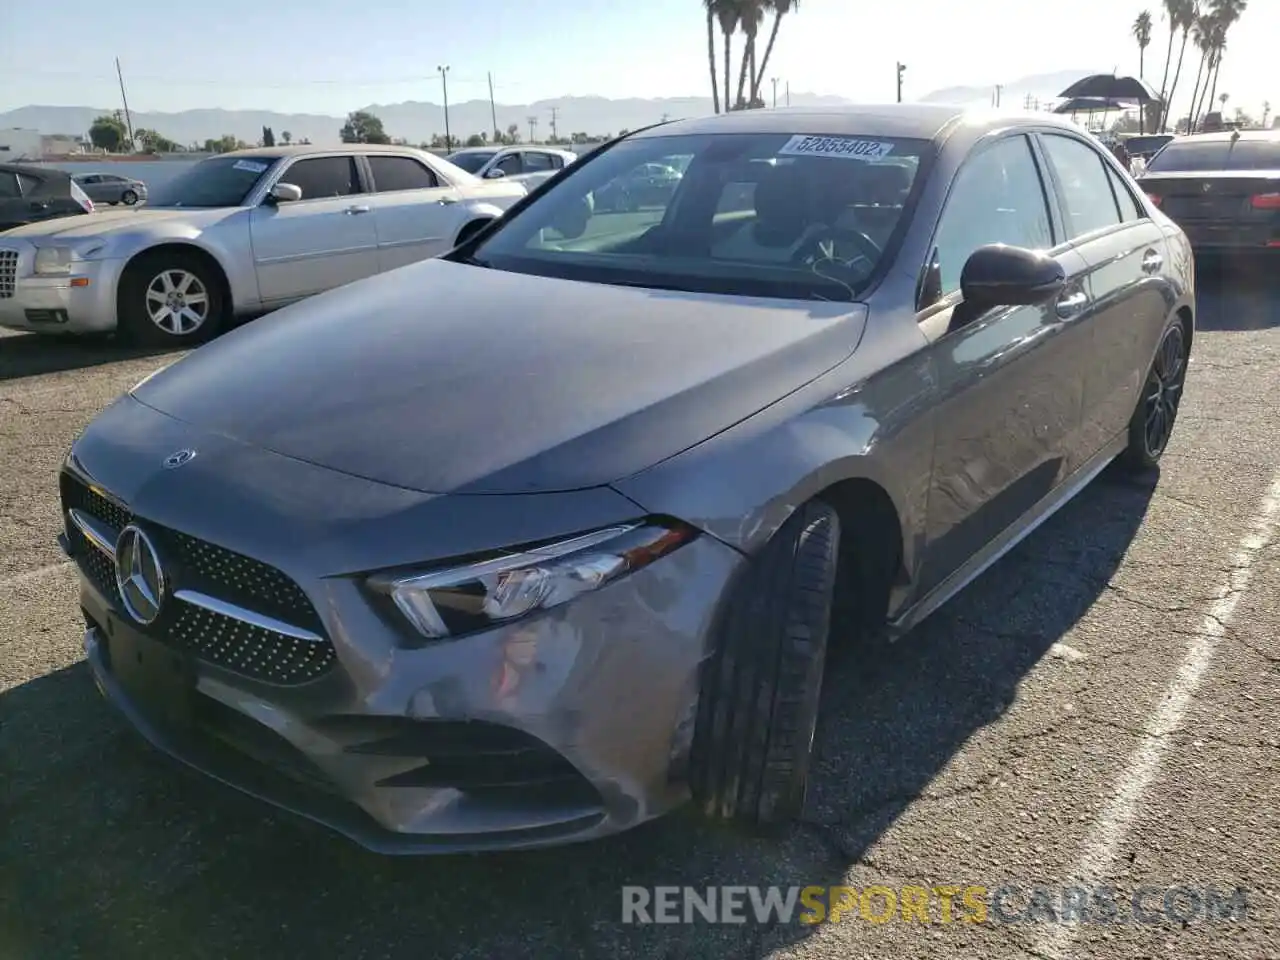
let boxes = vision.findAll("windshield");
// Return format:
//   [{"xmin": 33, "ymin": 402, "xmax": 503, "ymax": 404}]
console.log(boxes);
[
  {"xmin": 448, "ymin": 151, "xmax": 496, "ymax": 174},
  {"xmin": 468, "ymin": 132, "xmax": 928, "ymax": 301},
  {"xmin": 1146, "ymin": 138, "xmax": 1280, "ymax": 172},
  {"xmin": 145, "ymin": 155, "xmax": 280, "ymax": 207}
]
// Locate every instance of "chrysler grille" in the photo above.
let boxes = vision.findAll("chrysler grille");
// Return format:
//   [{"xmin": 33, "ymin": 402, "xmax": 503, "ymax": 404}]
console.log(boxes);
[
  {"xmin": 0, "ymin": 249, "xmax": 17, "ymax": 299},
  {"xmin": 60, "ymin": 473, "xmax": 336, "ymax": 685}
]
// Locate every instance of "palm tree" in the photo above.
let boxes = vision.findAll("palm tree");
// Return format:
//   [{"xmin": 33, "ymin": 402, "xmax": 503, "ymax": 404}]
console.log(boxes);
[
  {"xmin": 1201, "ymin": 0, "xmax": 1247, "ymax": 125},
  {"xmin": 1160, "ymin": 0, "xmax": 1198, "ymax": 131},
  {"xmin": 714, "ymin": 1, "xmax": 741, "ymax": 112},
  {"xmin": 1185, "ymin": 11, "xmax": 1213, "ymax": 131},
  {"xmin": 751, "ymin": 0, "xmax": 798, "ymax": 106},
  {"xmin": 704, "ymin": 0, "xmax": 722, "ymax": 113},
  {"xmin": 1263, "ymin": 101, "xmax": 1272, "ymax": 128},
  {"xmin": 734, "ymin": 1, "xmax": 766, "ymax": 110},
  {"xmin": 1133, "ymin": 11, "xmax": 1153, "ymax": 78}
]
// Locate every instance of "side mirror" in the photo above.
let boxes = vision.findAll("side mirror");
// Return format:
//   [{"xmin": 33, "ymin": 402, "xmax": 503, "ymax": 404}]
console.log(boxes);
[
  {"xmin": 268, "ymin": 182, "xmax": 303, "ymax": 203},
  {"xmin": 484, "ymin": 168, "xmax": 507, "ymax": 179},
  {"xmin": 960, "ymin": 244, "xmax": 1065, "ymax": 311}
]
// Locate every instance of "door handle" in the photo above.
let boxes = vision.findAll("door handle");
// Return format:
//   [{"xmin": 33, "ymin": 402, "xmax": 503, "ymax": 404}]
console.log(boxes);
[
  {"xmin": 437, "ymin": 195, "xmax": 459, "ymax": 205},
  {"xmin": 344, "ymin": 205, "xmax": 370, "ymax": 215},
  {"xmin": 1055, "ymin": 290, "xmax": 1089, "ymax": 318},
  {"xmin": 1141, "ymin": 250, "xmax": 1163, "ymax": 273}
]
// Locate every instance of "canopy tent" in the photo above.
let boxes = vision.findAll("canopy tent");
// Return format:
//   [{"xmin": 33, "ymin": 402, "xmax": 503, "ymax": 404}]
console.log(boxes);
[{"xmin": 1056, "ymin": 74, "xmax": 1162, "ymax": 134}]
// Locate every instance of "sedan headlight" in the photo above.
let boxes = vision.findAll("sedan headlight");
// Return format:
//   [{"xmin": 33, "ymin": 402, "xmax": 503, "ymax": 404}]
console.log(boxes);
[
  {"xmin": 33, "ymin": 242, "xmax": 106, "ymax": 275},
  {"xmin": 369, "ymin": 521, "xmax": 696, "ymax": 640}
]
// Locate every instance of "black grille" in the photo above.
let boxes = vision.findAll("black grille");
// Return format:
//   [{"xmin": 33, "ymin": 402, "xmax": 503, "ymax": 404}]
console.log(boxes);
[{"xmin": 60, "ymin": 471, "xmax": 336, "ymax": 685}]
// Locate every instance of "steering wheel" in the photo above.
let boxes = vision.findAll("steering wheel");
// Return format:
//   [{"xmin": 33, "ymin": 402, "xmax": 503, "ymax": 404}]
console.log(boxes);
[{"xmin": 791, "ymin": 226, "xmax": 883, "ymax": 269}]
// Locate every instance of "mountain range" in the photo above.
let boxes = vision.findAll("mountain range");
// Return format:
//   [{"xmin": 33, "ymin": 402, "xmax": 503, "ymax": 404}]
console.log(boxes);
[{"xmin": 1, "ymin": 70, "xmax": 1097, "ymax": 146}]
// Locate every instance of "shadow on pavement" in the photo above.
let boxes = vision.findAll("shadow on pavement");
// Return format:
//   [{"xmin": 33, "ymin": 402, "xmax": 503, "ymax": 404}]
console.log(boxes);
[
  {"xmin": 0, "ymin": 331, "xmax": 179, "ymax": 383},
  {"xmin": 1192, "ymin": 257, "xmax": 1279, "ymax": 332},
  {"xmin": 0, "ymin": 467, "xmax": 1156, "ymax": 959}
]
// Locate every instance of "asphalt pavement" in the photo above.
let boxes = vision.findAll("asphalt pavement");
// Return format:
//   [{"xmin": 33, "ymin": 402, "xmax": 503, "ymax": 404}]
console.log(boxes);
[{"xmin": 1, "ymin": 261, "xmax": 1277, "ymax": 960}]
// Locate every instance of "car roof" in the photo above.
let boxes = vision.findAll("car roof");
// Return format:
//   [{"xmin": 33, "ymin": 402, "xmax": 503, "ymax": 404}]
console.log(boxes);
[
  {"xmin": 631, "ymin": 103, "xmax": 1090, "ymax": 144},
  {"xmin": 0, "ymin": 162, "xmax": 59, "ymax": 177},
  {"xmin": 217, "ymin": 143, "xmax": 436, "ymax": 160},
  {"xmin": 1167, "ymin": 129, "xmax": 1280, "ymax": 144}
]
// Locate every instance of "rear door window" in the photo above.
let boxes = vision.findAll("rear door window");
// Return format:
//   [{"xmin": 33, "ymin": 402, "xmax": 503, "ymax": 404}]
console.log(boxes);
[
  {"xmin": 1104, "ymin": 164, "xmax": 1144, "ymax": 221},
  {"xmin": 1039, "ymin": 134, "xmax": 1124, "ymax": 239},
  {"xmin": 367, "ymin": 155, "xmax": 439, "ymax": 192}
]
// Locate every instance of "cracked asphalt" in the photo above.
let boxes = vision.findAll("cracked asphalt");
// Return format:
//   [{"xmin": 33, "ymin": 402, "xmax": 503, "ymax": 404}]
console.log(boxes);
[{"xmin": 1, "ymin": 258, "xmax": 1277, "ymax": 960}]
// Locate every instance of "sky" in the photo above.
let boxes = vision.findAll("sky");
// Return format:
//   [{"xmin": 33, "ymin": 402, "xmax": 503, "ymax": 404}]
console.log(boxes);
[{"xmin": 0, "ymin": 0, "xmax": 1275, "ymax": 122}]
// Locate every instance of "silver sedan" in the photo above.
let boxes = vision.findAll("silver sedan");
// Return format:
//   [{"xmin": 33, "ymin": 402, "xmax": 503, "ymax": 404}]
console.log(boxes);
[
  {"xmin": 71, "ymin": 172, "xmax": 148, "ymax": 206},
  {"xmin": 0, "ymin": 145, "xmax": 527, "ymax": 345}
]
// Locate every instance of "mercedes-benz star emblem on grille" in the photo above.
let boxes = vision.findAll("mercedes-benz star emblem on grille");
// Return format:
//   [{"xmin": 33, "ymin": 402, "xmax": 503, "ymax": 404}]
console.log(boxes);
[
  {"xmin": 1202, "ymin": 182, "xmax": 1213, "ymax": 192},
  {"xmin": 163, "ymin": 448, "xmax": 196, "ymax": 469},
  {"xmin": 114, "ymin": 525, "xmax": 167, "ymax": 625}
]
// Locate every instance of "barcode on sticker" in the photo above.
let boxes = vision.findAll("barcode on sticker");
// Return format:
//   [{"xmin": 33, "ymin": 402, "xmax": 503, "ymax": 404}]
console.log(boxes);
[{"xmin": 777, "ymin": 136, "xmax": 895, "ymax": 160}]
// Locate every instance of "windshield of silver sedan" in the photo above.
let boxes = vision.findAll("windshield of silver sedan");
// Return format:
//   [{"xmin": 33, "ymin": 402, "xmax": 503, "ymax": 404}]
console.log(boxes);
[
  {"xmin": 467, "ymin": 132, "xmax": 927, "ymax": 301},
  {"xmin": 144, "ymin": 155, "xmax": 279, "ymax": 207}
]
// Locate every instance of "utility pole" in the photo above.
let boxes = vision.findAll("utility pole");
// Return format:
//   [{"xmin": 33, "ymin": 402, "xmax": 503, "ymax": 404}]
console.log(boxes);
[
  {"xmin": 993, "ymin": 84, "xmax": 1003, "ymax": 108},
  {"xmin": 115, "ymin": 57, "xmax": 134, "ymax": 148},
  {"xmin": 548, "ymin": 106, "xmax": 559, "ymax": 143},
  {"xmin": 785, "ymin": 81, "xmax": 790, "ymax": 107},
  {"xmin": 1024, "ymin": 92, "xmax": 1033, "ymax": 110},
  {"xmin": 896, "ymin": 62, "xmax": 906, "ymax": 103},
  {"xmin": 487, "ymin": 72, "xmax": 499, "ymax": 142},
  {"xmin": 437, "ymin": 65, "xmax": 451, "ymax": 150},
  {"xmin": 771, "ymin": 77, "xmax": 779, "ymax": 108},
  {"xmin": 527, "ymin": 115, "xmax": 537, "ymax": 144}
]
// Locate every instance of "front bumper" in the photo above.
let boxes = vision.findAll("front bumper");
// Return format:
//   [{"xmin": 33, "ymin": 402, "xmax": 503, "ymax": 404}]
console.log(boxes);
[
  {"xmin": 0, "ymin": 240, "xmax": 125, "ymax": 333},
  {"xmin": 64, "ymin": 401, "xmax": 743, "ymax": 853}
]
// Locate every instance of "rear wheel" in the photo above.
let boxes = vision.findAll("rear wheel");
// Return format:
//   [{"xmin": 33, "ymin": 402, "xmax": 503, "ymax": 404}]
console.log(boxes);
[
  {"xmin": 117, "ymin": 252, "xmax": 224, "ymax": 347},
  {"xmin": 689, "ymin": 500, "xmax": 840, "ymax": 831},
  {"xmin": 1120, "ymin": 318, "xmax": 1188, "ymax": 471}
]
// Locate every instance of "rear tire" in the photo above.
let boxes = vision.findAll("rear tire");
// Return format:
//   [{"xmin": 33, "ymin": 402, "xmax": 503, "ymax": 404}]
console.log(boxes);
[
  {"xmin": 1119, "ymin": 317, "xmax": 1189, "ymax": 472},
  {"xmin": 689, "ymin": 500, "xmax": 840, "ymax": 831},
  {"xmin": 116, "ymin": 251, "xmax": 224, "ymax": 348}
]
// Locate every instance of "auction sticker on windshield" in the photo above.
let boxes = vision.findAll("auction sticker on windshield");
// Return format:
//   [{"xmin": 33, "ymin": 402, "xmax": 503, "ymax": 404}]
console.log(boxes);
[
  {"xmin": 233, "ymin": 160, "xmax": 269, "ymax": 173},
  {"xmin": 778, "ymin": 136, "xmax": 895, "ymax": 160}
]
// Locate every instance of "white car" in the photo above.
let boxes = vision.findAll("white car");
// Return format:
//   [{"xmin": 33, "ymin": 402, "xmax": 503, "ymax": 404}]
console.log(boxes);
[
  {"xmin": 0, "ymin": 145, "xmax": 527, "ymax": 345},
  {"xmin": 445, "ymin": 146, "xmax": 578, "ymax": 190}
]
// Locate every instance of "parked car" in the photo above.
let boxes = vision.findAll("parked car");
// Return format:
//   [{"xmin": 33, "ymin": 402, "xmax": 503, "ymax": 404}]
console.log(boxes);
[
  {"xmin": 61, "ymin": 104, "xmax": 1193, "ymax": 854},
  {"xmin": 72, "ymin": 171, "xmax": 148, "ymax": 206},
  {"xmin": 591, "ymin": 160, "xmax": 684, "ymax": 211},
  {"xmin": 1137, "ymin": 129, "xmax": 1280, "ymax": 255},
  {"xmin": 445, "ymin": 146, "xmax": 578, "ymax": 189},
  {"xmin": 0, "ymin": 163, "xmax": 94, "ymax": 232},
  {"xmin": 0, "ymin": 145, "xmax": 526, "ymax": 343}
]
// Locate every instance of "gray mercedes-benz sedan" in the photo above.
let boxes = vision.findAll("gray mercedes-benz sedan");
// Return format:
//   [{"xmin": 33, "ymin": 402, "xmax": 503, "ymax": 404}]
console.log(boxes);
[{"xmin": 60, "ymin": 104, "xmax": 1194, "ymax": 853}]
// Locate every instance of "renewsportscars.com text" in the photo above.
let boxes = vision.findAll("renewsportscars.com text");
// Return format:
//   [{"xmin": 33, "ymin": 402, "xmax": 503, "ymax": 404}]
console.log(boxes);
[{"xmin": 621, "ymin": 884, "xmax": 1250, "ymax": 925}]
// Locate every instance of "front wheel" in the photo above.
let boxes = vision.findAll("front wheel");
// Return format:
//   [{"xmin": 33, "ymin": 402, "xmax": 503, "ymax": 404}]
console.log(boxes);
[
  {"xmin": 1120, "ymin": 318, "xmax": 1189, "ymax": 471},
  {"xmin": 121, "ymin": 189, "xmax": 139, "ymax": 205},
  {"xmin": 689, "ymin": 500, "xmax": 840, "ymax": 831},
  {"xmin": 116, "ymin": 252, "xmax": 224, "ymax": 347}
]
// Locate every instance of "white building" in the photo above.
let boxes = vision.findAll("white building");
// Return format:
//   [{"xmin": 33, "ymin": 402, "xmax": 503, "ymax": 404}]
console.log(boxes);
[{"xmin": 0, "ymin": 128, "xmax": 43, "ymax": 162}]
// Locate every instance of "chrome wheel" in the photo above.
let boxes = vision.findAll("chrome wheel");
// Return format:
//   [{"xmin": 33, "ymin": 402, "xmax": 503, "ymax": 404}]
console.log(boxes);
[
  {"xmin": 1142, "ymin": 324, "xmax": 1186, "ymax": 458},
  {"xmin": 122, "ymin": 189, "xmax": 138, "ymax": 205},
  {"xmin": 144, "ymin": 268, "xmax": 209, "ymax": 337}
]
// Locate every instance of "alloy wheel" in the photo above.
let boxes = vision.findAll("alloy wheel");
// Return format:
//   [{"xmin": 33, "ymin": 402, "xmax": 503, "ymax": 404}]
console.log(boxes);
[
  {"xmin": 144, "ymin": 268, "xmax": 210, "ymax": 337},
  {"xmin": 1143, "ymin": 324, "xmax": 1187, "ymax": 459}
]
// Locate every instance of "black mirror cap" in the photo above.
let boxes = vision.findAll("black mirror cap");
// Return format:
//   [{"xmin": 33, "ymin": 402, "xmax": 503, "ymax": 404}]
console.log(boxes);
[{"xmin": 960, "ymin": 244, "xmax": 1066, "ymax": 309}]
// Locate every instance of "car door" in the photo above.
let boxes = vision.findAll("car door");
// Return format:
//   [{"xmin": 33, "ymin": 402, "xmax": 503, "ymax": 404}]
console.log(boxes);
[
  {"xmin": 361, "ymin": 153, "xmax": 468, "ymax": 271},
  {"xmin": 913, "ymin": 133, "xmax": 1096, "ymax": 598},
  {"xmin": 0, "ymin": 170, "xmax": 27, "ymax": 228},
  {"xmin": 1035, "ymin": 131, "xmax": 1174, "ymax": 456},
  {"xmin": 518, "ymin": 150, "xmax": 563, "ymax": 188},
  {"xmin": 249, "ymin": 154, "xmax": 380, "ymax": 304}
]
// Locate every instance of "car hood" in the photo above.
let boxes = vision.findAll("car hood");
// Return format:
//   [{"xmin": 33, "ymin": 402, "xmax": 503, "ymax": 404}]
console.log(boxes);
[
  {"xmin": 0, "ymin": 206, "xmax": 235, "ymax": 240},
  {"xmin": 132, "ymin": 258, "xmax": 868, "ymax": 495}
]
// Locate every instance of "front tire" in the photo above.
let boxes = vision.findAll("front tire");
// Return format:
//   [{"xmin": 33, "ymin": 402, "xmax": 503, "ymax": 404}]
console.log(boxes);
[
  {"xmin": 1120, "ymin": 317, "xmax": 1189, "ymax": 472},
  {"xmin": 689, "ymin": 500, "xmax": 840, "ymax": 831},
  {"xmin": 121, "ymin": 190, "xmax": 139, "ymax": 205},
  {"xmin": 116, "ymin": 252, "xmax": 224, "ymax": 348}
]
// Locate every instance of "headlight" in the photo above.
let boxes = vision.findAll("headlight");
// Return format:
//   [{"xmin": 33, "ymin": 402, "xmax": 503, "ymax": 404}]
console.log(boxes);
[
  {"xmin": 369, "ymin": 521, "xmax": 696, "ymax": 640},
  {"xmin": 33, "ymin": 247, "xmax": 73, "ymax": 275},
  {"xmin": 33, "ymin": 242, "xmax": 105, "ymax": 275}
]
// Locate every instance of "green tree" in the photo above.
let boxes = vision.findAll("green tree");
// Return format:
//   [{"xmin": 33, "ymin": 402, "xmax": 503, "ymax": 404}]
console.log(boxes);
[
  {"xmin": 1133, "ymin": 11, "xmax": 1153, "ymax": 78},
  {"xmin": 262, "ymin": 126, "xmax": 276, "ymax": 147},
  {"xmin": 88, "ymin": 113, "xmax": 128, "ymax": 152},
  {"xmin": 1199, "ymin": 0, "xmax": 1247, "ymax": 128},
  {"xmin": 281, "ymin": 130, "xmax": 293, "ymax": 144},
  {"xmin": 135, "ymin": 128, "xmax": 178, "ymax": 153},
  {"xmin": 203, "ymin": 134, "xmax": 244, "ymax": 153},
  {"xmin": 464, "ymin": 133, "xmax": 487, "ymax": 147},
  {"xmin": 505, "ymin": 122, "xmax": 521, "ymax": 144},
  {"xmin": 750, "ymin": 0, "xmax": 798, "ymax": 106},
  {"xmin": 703, "ymin": 0, "xmax": 722, "ymax": 114},
  {"xmin": 341, "ymin": 110, "xmax": 391, "ymax": 144},
  {"xmin": 1158, "ymin": 0, "xmax": 1198, "ymax": 132}
]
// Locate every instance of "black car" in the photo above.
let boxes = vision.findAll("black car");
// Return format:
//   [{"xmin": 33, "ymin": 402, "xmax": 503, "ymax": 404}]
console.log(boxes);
[
  {"xmin": 0, "ymin": 163, "xmax": 95, "ymax": 232},
  {"xmin": 1137, "ymin": 130, "xmax": 1280, "ymax": 255}
]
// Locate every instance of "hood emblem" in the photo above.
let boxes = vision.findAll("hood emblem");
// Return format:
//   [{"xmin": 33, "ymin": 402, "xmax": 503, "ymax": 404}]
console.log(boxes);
[
  {"xmin": 1202, "ymin": 182, "xmax": 1213, "ymax": 192},
  {"xmin": 163, "ymin": 448, "xmax": 196, "ymax": 469},
  {"xmin": 115, "ymin": 525, "xmax": 167, "ymax": 625}
]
